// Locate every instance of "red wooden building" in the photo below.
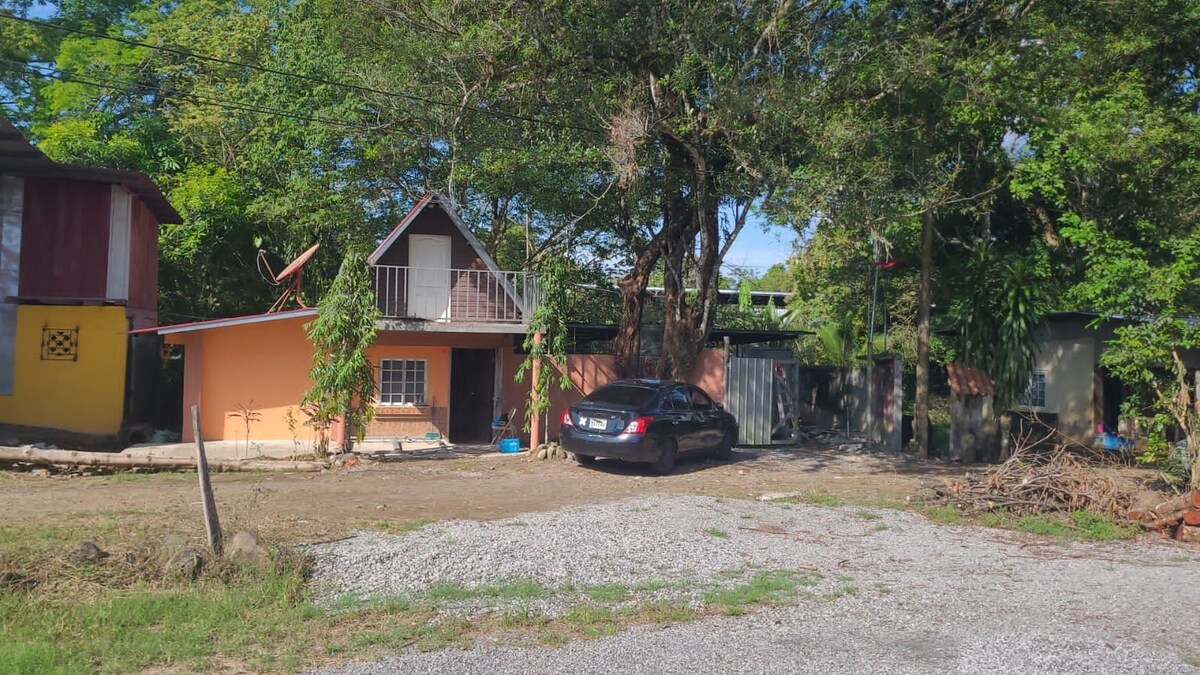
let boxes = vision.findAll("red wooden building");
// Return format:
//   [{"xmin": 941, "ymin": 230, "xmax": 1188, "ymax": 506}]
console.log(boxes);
[{"xmin": 0, "ymin": 117, "xmax": 181, "ymax": 439}]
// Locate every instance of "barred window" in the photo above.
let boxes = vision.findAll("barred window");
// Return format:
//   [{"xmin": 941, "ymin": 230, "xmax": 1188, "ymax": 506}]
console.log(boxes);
[
  {"xmin": 380, "ymin": 359, "xmax": 427, "ymax": 406},
  {"xmin": 1018, "ymin": 371, "xmax": 1047, "ymax": 408}
]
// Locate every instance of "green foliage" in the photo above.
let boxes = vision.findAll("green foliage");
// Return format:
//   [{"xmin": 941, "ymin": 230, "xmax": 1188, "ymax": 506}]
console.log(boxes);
[
  {"xmin": 950, "ymin": 245, "xmax": 1051, "ymax": 408},
  {"xmin": 303, "ymin": 249, "xmax": 380, "ymax": 454},
  {"xmin": 516, "ymin": 258, "xmax": 574, "ymax": 431}
]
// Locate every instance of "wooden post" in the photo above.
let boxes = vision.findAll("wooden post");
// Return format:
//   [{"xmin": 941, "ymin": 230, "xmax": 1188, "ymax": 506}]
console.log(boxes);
[
  {"xmin": 192, "ymin": 405, "xmax": 223, "ymax": 556},
  {"xmin": 530, "ymin": 331, "xmax": 542, "ymax": 449}
]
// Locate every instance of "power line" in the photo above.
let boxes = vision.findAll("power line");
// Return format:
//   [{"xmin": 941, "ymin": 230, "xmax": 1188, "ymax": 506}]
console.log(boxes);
[
  {"xmin": 0, "ymin": 12, "xmax": 607, "ymax": 136},
  {"xmin": 0, "ymin": 59, "xmax": 590, "ymax": 159}
]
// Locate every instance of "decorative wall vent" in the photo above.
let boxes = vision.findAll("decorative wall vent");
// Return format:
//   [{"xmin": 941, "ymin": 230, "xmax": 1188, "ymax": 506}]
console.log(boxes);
[{"xmin": 41, "ymin": 327, "xmax": 79, "ymax": 361}]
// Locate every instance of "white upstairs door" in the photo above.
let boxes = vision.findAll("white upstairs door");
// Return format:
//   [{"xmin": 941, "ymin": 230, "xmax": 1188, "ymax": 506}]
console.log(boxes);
[{"xmin": 407, "ymin": 234, "xmax": 452, "ymax": 320}]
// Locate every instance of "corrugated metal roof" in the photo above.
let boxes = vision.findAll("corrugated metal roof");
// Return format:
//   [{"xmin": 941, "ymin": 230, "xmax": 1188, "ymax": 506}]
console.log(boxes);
[
  {"xmin": 0, "ymin": 117, "xmax": 181, "ymax": 224},
  {"xmin": 131, "ymin": 308, "xmax": 318, "ymax": 335}
]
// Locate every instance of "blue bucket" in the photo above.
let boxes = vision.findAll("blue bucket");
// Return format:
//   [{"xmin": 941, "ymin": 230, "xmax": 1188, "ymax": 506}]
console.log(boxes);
[{"xmin": 498, "ymin": 438, "xmax": 521, "ymax": 453}]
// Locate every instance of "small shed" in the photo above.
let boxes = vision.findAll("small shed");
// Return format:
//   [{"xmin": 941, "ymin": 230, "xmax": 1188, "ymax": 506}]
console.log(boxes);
[{"xmin": 947, "ymin": 362, "xmax": 999, "ymax": 463}]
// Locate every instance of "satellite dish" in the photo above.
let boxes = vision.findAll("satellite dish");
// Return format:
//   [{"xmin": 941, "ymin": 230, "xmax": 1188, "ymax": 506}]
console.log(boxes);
[
  {"xmin": 275, "ymin": 243, "xmax": 320, "ymax": 283},
  {"xmin": 263, "ymin": 243, "xmax": 320, "ymax": 313}
]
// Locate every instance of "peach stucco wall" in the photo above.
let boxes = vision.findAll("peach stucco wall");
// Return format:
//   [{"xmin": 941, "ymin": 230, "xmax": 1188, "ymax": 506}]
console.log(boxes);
[
  {"xmin": 171, "ymin": 318, "xmax": 517, "ymax": 443},
  {"xmin": 170, "ymin": 315, "xmax": 316, "ymax": 443},
  {"xmin": 170, "ymin": 317, "xmax": 725, "ymax": 446},
  {"xmin": 501, "ymin": 348, "xmax": 726, "ymax": 443}
]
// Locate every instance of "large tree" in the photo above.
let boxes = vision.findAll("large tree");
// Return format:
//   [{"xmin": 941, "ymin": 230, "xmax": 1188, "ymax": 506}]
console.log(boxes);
[{"xmin": 336, "ymin": 0, "xmax": 846, "ymax": 379}]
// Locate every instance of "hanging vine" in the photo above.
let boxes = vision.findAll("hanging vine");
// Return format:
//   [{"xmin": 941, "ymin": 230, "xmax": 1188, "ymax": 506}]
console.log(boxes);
[{"xmin": 515, "ymin": 258, "xmax": 573, "ymax": 434}]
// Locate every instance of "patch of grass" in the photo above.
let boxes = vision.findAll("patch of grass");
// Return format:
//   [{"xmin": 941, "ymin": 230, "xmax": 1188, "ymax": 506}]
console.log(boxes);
[
  {"xmin": 538, "ymin": 631, "xmax": 569, "ymax": 647},
  {"xmin": 0, "ymin": 554, "xmax": 328, "ymax": 673},
  {"xmin": 1068, "ymin": 511, "xmax": 1136, "ymax": 541},
  {"xmin": 923, "ymin": 506, "xmax": 964, "ymax": 524},
  {"xmin": 637, "ymin": 600, "xmax": 698, "ymax": 623},
  {"xmin": 873, "ymin": 583, "xmax": 892, "ymax": 595},
  {"xmin": 349, "ymin": 617, "xmax": 472, "ymax": 653},
  {"xmin": 577, "ymin": 583, "xmax": 632, "ymax": 603},
  {"xmin": 560, "ymin": 604, "xmax": 621, "ymax": 638},
  {"xmin": 1181, "ymin": 652, "xmax": 1200, "ymax": 668},
  {"xmin": 971, "ymin": 508, "xmax": 1136, "ymax": 541},
  {"xmin": 802, "ymin": 491, "xmax": 845, "ymax": 507},
  {"xmin": 424, "ymin": 579, "xmax": 550, "ymax": 603},
  {"xmin": 872, "ymin": 524, "xmax": 890, "ymax": 532},
  {"xmin": 855, "ymin": 510, "xmax": 881, "ymax": 521},
  {"xmin": 703, "ymin": 527, "xmax": 729, "ymax": 539},
  {"xmin": 355, "ymin": 518, "xmax": 433, "ymax": 535},
  {"xmin": 702, "ymin": 569, "xmax": 821, "ymax": 615},
  {"xmin": 501, "ymin": 606, "xmax": 550, "ymax": 628}
]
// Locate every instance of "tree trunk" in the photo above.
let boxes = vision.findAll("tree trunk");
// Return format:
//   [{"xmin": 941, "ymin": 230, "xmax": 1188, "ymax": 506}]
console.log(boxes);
[
  {"xmin": 613, "ymin": 256, "xmax": 658, "ymax": 378},
  {"xmin": 657, "ymin": 155, "xmax": 722, "ymax": 381},
  {"xmin": 915, "ymin": 207, "xmax": 934, "ymax": 459}
]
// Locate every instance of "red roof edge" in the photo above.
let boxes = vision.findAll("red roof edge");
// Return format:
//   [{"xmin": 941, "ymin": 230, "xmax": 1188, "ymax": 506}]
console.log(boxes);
[{"xmin": 367, "ymin": 192, "xmax": 434, "ymax": 264}]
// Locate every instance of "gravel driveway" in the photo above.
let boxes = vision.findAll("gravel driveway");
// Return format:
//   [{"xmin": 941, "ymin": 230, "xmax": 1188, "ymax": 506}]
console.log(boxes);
[{"xmin": 310, "ymin": 495, "xmax": 1200, "ymax": 674}]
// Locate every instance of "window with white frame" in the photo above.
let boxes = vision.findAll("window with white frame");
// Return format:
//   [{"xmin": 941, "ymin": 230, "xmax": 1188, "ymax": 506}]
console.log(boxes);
[
  {"xmin": 1018, "ymin": 371, "xmax": 1047, "ymax": 408},
  {"xmin": 379, "ymin": 359, "xmax": 427, "ymax": 406}
]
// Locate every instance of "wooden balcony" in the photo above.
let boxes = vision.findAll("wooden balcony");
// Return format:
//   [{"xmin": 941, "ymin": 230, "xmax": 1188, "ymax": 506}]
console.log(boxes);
[{"xmin": 372, "ymin": 265, "xmax": 538, "ymax": 333}]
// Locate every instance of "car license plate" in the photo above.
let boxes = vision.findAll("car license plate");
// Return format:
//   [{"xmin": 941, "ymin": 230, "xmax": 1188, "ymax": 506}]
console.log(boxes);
[{"xmin": 587, "ymin": 417, "xmax": 607, "ymax": 431}]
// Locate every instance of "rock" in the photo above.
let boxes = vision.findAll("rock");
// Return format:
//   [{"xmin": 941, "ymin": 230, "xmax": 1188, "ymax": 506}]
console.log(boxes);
[
  {"xmin": 30, "ymin": 468, "xmax": 50, "ymax": 478},
  {"xmin": 1183, "ymin": 509, "xmax": 1200, "ymax": 527},
  {"xmin": 227, "ymin": 530, "xmax": 270, "ymax": 566},
  {"xmin": 0, "ymin": 570, "xmax": 34, "ymax": 590},
  {"xmin": 376, "ymin": 503, "xmax": 388, "ymax": 511},
  {"xmin": 66, "ymin": 541, "xmax": 109, "ymax": 564},
  {"xmin": 838, "ymin": 443, "xmax": 865, "ymax": 453},
  {"xmin": 164, "ymin": 547, "xmax": 203, "ymax": 579},
  {"xmin": 1175, "ymin": 525, "xmax": 1200, "ymax": 543}
]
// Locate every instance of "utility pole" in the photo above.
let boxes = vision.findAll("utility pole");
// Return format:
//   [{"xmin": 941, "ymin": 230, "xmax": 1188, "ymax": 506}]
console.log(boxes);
[{"xmin": 915, "ymin": 208, "xmax": 934, "ymax": 459}]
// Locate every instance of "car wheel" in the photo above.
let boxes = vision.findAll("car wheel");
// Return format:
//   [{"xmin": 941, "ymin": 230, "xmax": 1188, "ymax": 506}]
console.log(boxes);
[
  {"xmin": 715, "ymin": 430, "xmax": 735, "ymax": 461},
  {"xmin": 571, "ymin": 452, "xmax": 596, "ymax": 466},
  {"xmin": 651, "ymin": 438, "xmax": 677, "ymax": 475}
]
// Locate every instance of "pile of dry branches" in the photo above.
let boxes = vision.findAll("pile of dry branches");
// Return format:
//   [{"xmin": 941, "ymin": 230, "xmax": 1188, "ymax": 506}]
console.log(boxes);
[{"xmin": 922, "ymin": 448, "xmax": 1138, "ymax": 517}]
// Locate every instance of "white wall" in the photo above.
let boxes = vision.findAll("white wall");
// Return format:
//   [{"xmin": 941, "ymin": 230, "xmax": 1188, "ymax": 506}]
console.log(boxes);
[{"xmin": 1017, "ymin": 337, "xmax": 1096, "ymax": 443}]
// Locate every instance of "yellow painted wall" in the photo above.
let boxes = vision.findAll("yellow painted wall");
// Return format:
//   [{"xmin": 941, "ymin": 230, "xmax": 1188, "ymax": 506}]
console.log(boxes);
[{"xmin": 0, "ymin": 305, "xmax": 128, "ymax": 435}]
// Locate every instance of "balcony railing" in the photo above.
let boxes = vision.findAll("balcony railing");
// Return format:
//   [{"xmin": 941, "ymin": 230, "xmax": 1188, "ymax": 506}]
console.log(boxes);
[{"xmin": 373, "ymin": 265, "xmax": 538, "ymax": 324}]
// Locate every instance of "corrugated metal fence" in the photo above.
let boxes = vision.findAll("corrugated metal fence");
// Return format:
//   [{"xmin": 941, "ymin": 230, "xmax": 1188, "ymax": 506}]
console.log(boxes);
[{"xmin": 725, "ymin": 357, "xmax": 778, "ymax": 445}]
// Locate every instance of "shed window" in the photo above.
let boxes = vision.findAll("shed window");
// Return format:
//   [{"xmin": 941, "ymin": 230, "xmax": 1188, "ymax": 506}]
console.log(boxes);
[
  {"xmin": 1018, "ymin": 371, "xmax": 1047, "ymax": 408},
  {"xmin": 380, "ymin": 359, "xmax": 427, "ymax": 406}
]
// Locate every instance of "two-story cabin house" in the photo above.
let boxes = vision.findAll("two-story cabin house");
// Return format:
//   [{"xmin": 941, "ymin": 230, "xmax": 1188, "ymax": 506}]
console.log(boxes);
[
  {"xmin": 149, "ymin": 192, "xmax": 539, "ymax": 446},
  {"xmin": 0, "ymin": 118, "xmax": 180, "ymax": 442}
]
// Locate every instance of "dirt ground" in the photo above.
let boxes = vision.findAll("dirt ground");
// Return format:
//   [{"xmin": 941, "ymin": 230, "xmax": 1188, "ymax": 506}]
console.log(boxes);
[{"xmin": 0, "ymin": 446, "xmax": 967, "ymax": 544}]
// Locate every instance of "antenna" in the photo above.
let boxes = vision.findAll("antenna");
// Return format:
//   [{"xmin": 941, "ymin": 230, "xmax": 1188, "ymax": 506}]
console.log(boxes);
[{"xmin": 265, "ymin": 243, "xmax": 320, "ymax": 313}]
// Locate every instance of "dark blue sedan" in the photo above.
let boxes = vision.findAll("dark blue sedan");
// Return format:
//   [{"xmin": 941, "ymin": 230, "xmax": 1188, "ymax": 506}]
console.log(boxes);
[{"xmin": 559, "ymin": 379, "xmax": 739, "ymax": 475}]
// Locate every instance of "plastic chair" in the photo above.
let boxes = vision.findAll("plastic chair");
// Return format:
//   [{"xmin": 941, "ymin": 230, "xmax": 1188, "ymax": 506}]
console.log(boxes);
[{"xmin": 490, "ymin": 408, "xmax": 517, "ymax": 445}]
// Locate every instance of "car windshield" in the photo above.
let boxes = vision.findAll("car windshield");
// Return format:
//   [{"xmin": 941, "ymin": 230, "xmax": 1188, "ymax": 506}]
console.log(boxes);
[{"xmin": 585, "ymin": 384, "xmax": 658, "ymax": 407}]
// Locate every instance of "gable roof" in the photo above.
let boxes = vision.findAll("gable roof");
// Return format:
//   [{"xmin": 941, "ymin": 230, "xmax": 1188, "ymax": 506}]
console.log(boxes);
[{"xmin": 367, "ymin": 191, "xmax": 504, "ymax": 275}]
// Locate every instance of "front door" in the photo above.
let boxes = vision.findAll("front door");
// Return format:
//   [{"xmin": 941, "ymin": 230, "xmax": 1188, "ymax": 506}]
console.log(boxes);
[
  {"xmin": 407, "ymin": 234, "xmax": 451, "ymax": 320},
  {"xmin": 449, "ymin": 348, "xmax": 496, "ymax": 443}
]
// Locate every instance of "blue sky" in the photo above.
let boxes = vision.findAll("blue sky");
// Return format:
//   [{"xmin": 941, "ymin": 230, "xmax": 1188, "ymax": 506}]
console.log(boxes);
[{"xmin": 720, "ymin": 213, "xmax": 797, "ymax": 274}]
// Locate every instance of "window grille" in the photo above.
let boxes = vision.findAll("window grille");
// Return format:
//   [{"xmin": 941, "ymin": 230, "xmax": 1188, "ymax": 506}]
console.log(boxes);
[
  {"xmin": 1018, "ymin": 371, "xmax": 1047, "ymax": 408},
  {"xmin": 380, "ymin": 359, "xmax": 427, "ymax": 406}
]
